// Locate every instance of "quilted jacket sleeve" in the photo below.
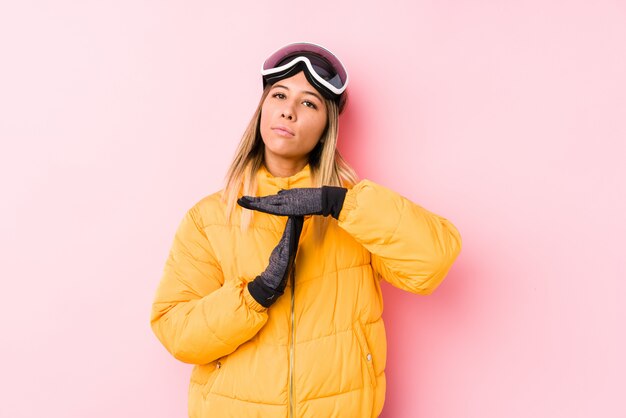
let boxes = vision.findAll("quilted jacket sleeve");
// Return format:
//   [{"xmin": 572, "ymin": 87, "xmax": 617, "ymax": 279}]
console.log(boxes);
[
  {"xmin": 150, "ymin": 204, "xmax": 268, "ymax": 365},
  {"xmin": 337, "ymin": 180, "xmax": 462, "ymax": 295}
]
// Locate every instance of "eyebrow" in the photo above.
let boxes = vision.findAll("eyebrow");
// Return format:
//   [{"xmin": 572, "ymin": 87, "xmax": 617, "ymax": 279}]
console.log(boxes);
[{"xmin": 272, "ymin": 84, "xmax": 324, "ymax": 103}]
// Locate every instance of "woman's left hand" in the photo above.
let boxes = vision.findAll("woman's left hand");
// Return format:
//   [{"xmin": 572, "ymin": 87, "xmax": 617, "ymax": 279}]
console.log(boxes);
[{"xmin": 238, "ymin": 186, "xmax": 347, "ymax": 219}]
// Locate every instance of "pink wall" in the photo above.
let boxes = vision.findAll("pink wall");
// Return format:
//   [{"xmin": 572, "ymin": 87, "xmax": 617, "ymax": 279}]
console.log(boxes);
[{"xmin": 1, "ymin": 1, "xmax": 625, "ymax": 417}]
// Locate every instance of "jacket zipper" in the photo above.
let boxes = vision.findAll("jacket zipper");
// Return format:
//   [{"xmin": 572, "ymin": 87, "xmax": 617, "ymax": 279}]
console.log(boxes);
[{"xmin": 288, "ymin": 262, "xmax": 296, "ymax": 418}]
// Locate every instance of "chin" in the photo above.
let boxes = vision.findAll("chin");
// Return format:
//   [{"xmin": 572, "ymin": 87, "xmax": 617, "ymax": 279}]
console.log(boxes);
[{"xmin": 265, "ymin": 147, "xmax": 308, "ymax": 162}]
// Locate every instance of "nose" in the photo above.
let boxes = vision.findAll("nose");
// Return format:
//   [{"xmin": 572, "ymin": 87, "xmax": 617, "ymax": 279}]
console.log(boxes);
[{"xmin": 281, "ymin": 101, "xmax": 296, "ymax": 121}]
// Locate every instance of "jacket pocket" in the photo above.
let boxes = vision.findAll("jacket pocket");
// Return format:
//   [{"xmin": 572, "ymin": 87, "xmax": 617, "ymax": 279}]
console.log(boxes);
[
  {"xmin": 353, "ymin": 321, "xmax": 377, "ymax": 388},
  {"xmin": 190, "ymin": 358, "xmax": 224, "ymax": 398}
]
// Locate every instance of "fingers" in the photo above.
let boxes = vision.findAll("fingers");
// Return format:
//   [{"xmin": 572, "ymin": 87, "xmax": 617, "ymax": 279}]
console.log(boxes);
[
  {"xmin": 236, "ymin": 196, "xmax": 256, "ymax": 210},
  {"xmin": 275, "ymin": 216, "xmax": 301, "ymax": 256},
  {"xmin": 237, "ymin": 195, "xmax": 287, "ymax": 215},
  {"xmin": 237, "ymin": 188, "xmax": 319, "ymax": 216},
  {"xmin": 288, "ymin": 216, "xmax": 304, "ymax": 252},
  {"xmin": 283, "ymin": 216, "xmax": 303, "ymax": 248},
  {"xmin": 237, "ymin": 196, "xmax": 273, "ymax": 209},
  {"xmin": 282, "ymin": 215, "xmax": 295, "ymax": 243},
  {"xmin": 284, "ymin": 216, "xmax": 303, "ymax": 274},
  {"xmin": 270, "ymin": 216, "xmax": 303, "ymax": 269},
  {"xmin": 265, "ymin": 221, "xmax": 292, "ymax": 278},
  {"xmin": 267, "ymin": 216, "xmax": 301, "ymax": 276}
]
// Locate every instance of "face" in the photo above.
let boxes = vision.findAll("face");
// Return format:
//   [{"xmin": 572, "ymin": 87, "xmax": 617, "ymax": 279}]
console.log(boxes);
[{"xmin": 260, "ymin": 71, "xmax": 328, "ymax": 170}]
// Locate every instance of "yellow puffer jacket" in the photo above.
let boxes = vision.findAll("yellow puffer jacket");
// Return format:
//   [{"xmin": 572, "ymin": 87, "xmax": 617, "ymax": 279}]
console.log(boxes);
[{"xmin": 151, "ymin": 165, "xmax": 461, "ymax": 418}]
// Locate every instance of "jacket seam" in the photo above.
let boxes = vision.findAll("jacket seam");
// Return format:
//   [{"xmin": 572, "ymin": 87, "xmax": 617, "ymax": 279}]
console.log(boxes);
[
  {"xmin": 206, "ymin": 391, "xmax": 285, "ymax": 406},
  {"xmin": 295, "ymin": 327, "xmax": 352, "ymax": 346},
  {"xmin": 301, "ymin": 385, "xmax": 367, "ymax": 402},
  {"xmin": 385, "ymin": 197, "xmax": 406, "ymax": 245},
  {"xmin": 294, "ymin": 318, "xmax": 382, "ymax": 346},
  {"xmin": 294, "ymin": 263, "xmax": 370, "ymax": 285},
  {"xmin": 203, "ymin": 222, "xmax": 288, "ymax": 234}
]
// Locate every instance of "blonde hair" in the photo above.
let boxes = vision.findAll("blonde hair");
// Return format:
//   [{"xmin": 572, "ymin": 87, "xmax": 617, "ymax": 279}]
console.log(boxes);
[{"xmin": 222, "ymin": 84, "xmax": 358, "ymax": 232}]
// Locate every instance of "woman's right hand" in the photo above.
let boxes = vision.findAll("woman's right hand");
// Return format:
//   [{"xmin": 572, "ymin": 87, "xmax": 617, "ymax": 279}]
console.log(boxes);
[
  {"xmin": 247, "ymin": 216, "xmax": 304, "ymax": 308},
  {"xmin": 238, "ymin": 186, "xmax": 347, "ymax": 219}
]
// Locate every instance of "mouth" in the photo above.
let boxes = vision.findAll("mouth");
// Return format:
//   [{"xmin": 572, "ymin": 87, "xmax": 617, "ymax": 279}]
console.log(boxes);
[{"xmin": 271, "ymin": 126, "xmax": 295, "ymax": 137}]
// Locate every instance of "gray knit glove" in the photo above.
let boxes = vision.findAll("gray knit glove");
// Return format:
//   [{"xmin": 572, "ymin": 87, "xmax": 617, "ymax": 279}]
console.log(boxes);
[
  {"xmin": 238, "ymin": 187, "xmax": 347, "ymax": 219},
  {"xmin": 248, "ymin": 216, "xmax": 304, "ymax": 308}
]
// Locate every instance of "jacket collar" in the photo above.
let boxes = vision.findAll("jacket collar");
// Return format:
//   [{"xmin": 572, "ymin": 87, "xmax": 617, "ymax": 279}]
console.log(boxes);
[{"xmin": 256, "ymin": 164, "xmax": 313, "ymax": 196}]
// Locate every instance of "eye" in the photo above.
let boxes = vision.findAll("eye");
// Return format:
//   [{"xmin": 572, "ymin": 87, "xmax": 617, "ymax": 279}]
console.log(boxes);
[
  {"xmin": 272, "ymin": 92, "xmax": 286, "ymax": 99},
  {"xmin": 303, "ymin": 100, "xmax": 318, "ymax": 109}
]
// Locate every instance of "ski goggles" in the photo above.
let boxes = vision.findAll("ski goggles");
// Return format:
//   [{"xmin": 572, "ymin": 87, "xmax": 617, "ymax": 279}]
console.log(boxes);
[{"xmin": 261, "ymin": 42, "xmax": 349, "ymax": 110}]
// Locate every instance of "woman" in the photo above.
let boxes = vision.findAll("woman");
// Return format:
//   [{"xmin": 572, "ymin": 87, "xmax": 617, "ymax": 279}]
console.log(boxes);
[{"xmin": 150, "ymin": 42, "xmax": 461, "ymax": 418}]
